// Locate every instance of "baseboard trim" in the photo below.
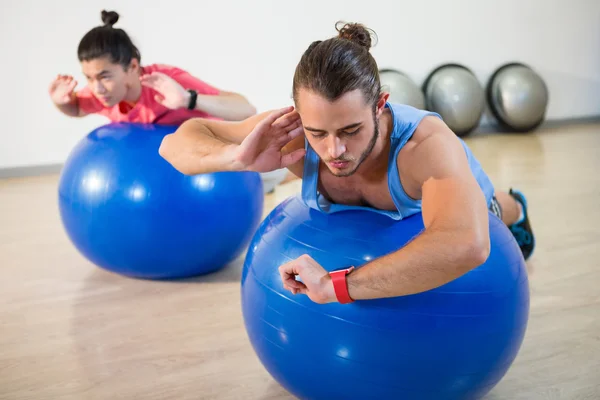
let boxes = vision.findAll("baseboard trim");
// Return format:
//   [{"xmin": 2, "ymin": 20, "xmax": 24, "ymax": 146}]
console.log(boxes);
[
  {"xmin": 475, "ymin": 114, "xmax": 600, "ymax": 134},
  {"xmin": 0, "ymin": 163, "xmax": 63, "ymax": 179}
]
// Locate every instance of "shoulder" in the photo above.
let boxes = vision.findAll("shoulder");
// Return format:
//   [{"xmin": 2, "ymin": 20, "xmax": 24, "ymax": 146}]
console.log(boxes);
[
  {"xmin": 397, "ymin": 115, "xmax": 467, "ymax": 184},
  {"xmin": 405, "ymin": 115, "xmax": 452, "ymax": 148},
  {"xmin": 386, "ymin": 102, "xmax": 442, "ymax": 138}
]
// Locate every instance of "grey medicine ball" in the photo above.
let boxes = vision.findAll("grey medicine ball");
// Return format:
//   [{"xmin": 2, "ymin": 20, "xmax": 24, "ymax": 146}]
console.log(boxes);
[
  {"xmin": 423, "ymin": 64, "xmax": 485, "ymax": 137},
  {"xmin": 379, "ymin": 69, "xmax": 425, "ymax": 109},
  {"xmin": 486, "ymin": 62, "xmax": 549, "ymax": 132}
]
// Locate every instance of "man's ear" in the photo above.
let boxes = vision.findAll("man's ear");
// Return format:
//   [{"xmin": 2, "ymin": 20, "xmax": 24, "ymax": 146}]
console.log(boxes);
[
  {"xmin": 375, "ymin": 92, "xmax": 390, "ymax": 117},
  {"xmin": 127, "ymin": 58, "xmax": 140, "ymax": 73}
]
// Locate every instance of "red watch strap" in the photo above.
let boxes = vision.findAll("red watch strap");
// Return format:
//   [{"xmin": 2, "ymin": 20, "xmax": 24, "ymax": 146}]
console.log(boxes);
[{"xmin": 330, "ymin": 268, "xmax": 354, "ymax": 304}]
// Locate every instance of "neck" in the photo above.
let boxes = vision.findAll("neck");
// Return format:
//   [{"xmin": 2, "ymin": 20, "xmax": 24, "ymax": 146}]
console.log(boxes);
[
  {"xmin": 355, "ymin": 109, "xmax": 393, "ymax": 180},
  {"xmin": 123, "ymin": 80, "xmax": 142, "ymax": 104},
  {"xmin": 123, "ymin": 68, "xmax": 143, "ymax": 104}
]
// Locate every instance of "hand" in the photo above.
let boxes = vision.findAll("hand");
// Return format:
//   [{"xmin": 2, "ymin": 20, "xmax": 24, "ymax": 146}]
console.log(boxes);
[
  {"xmin": 234, "ymin": 106, "xmax": 306, "ymax": 173},
  {"xmin": 140, "ymin": 72, "xmax": 189, "ymax": 109},
  {"xmin": 49, "ymin": 75, "xmax": 77, "ymax": 105},
  {"xmin": 278, "ymin": 255, "xmax": 337, "ymax": 304}
]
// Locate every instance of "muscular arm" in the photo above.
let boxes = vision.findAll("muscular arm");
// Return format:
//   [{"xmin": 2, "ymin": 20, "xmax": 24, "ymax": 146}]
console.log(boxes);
[
  {"xmin": 345, "ymin": 117, "xmax": 490, "ymax": 299},
  {"xmin": 159, "ymin": 108, "xmax": 306, "ymax": 176},
  {"xmin": 159, "ymin": 111, "xmax": 267, "ymax": 175}
]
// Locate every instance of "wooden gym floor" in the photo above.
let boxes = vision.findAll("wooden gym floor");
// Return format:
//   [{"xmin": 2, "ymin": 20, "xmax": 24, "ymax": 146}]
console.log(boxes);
[{"xmin": 1, "ymin": 122, "xmax": 599, "ymax": 400}]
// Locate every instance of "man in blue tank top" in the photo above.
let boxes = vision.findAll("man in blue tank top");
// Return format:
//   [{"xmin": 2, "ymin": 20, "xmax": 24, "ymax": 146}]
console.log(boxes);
[{"xmin": 158, "ymin": 22, "xmax": 535, "ymax": 305}]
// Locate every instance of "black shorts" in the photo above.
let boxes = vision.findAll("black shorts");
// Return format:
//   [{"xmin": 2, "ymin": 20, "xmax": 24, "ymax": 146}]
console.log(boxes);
[{"xmin": 489, "ymin": 196, "xmax": 503, "ymax": 219}]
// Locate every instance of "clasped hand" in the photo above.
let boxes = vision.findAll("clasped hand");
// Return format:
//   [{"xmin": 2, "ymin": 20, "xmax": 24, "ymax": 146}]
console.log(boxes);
[{"xmin": 278, "ymin": 254, "xmax": 338, "ymax": 304}]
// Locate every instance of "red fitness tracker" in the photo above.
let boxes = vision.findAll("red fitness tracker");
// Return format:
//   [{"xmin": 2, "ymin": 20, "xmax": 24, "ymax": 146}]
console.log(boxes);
[{"xmin": 330, "ymin": 267, "xmax": 355, "ymax": 304}]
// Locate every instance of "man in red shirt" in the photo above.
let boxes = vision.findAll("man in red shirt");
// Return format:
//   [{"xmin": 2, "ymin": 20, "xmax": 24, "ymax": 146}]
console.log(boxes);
[{"xmin": 49, "ymin": 10, "xmax": 256, "ymax": 125}]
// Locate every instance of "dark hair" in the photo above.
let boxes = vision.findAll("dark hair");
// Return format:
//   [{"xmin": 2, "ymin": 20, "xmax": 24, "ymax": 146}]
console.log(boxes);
[
  {"xmin": 293, "ymin": 22, "xmax": 380, "ymax": 109},
  {"xmin": 77, "ymin": 10, "xmax": 141, "ymax": 68}
]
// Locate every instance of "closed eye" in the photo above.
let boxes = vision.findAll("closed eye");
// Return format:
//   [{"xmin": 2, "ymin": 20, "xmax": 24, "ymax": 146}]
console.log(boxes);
[
  {"xmin": 344, "ymin": 128, "xmax": 360, "ymax": 136},
  {"xmin": 307, "ymin": 130, "xmax": 327, "ymax": 139}
]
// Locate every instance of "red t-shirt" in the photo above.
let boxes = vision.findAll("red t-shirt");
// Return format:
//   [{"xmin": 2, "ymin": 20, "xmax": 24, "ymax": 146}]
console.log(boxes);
[{"xmin": 76, "ymin": 64, "xmax": 221, "ymax": 125}]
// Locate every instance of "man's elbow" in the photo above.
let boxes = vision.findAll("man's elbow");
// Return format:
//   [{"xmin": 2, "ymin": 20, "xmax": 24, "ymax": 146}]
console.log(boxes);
[
  {"xmin": 461, "ymin": 232, "xmax": 491, "ymax": 270},
  {"xmin": 247, "ymin": 104, "xmax": 257, "ymax": 118},
  {"xmin": 238, "ymin": 101, "xmax": 257, "ymax": 120},
  {"xmin": 158, "ymin": 133, "xmax": 175, "ymax": 162},
  {"xmin": 158, "ymin": 134, "xmax": 194, "ymax": 176},
  {"xmin": 467, "ymin": 235, "xmax": 491, "ymax": 269},
  {"xmin": 242, "ymin": 98, "xmax": 257, "ymax": 117},
  {"xmin": 227, "ymin": 93, "xmax": 257, "ymax": 119}
]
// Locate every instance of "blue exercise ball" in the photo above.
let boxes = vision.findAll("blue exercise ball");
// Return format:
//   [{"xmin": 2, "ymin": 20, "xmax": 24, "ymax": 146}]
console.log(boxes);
[
  {"xmin": 58, "ymin": 123, "xmax": 264, "ymax": 279},
  {"xmin": 241, "ymin": 195, "xmax": 529, "ymax": 400}
]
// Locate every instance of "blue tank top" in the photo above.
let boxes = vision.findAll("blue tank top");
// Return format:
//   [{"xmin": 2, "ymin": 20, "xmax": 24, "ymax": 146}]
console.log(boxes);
[{"xmin": 301, "ymin": 102, "xmax": 495, "ymax": 220}]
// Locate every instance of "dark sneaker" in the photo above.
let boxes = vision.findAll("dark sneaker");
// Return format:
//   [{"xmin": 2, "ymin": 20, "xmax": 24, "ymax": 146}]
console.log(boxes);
[{"xmin": 509, "ymin": 188, "xmax": 535, "ymax": 260}]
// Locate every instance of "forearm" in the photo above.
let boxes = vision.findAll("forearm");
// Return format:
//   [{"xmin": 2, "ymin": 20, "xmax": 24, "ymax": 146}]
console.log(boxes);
[
  {"xmin": 346, "ymin": 228, "xmax": 489, "ymax": 300},
  {"xmin": 159, "ymin": 119, "xmax": 241, "ymax": 175},
  {"xmin": 194, "ymin": 93, "xmax": 256, "ymax": 121}
]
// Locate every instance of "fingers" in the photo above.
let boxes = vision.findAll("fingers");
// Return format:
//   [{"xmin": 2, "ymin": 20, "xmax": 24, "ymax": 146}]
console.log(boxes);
[
  {"xmin": 287, "ymin": 124, "xmax": 305, "ymax": 140},
  {"xmin": 286, "ymin": 118, "xmax": 303, "ymax": 132},
  {"xmin": 54, "ymin": 74, "xmax": 73, "ymax": 81},
  {"xmin": 279, "ymin": 260, "xmax": 302, "ymax": 284},
  {"xmin": 140, "ymin": 74, "xmax": 156, "ymax": 82},
  {"xmin": 272, "ymin": 110, "xmax": 301, "ymax": 130},
  {"xmin": 283, "ymin": 276, "xmax": 307, "ymax": 295},
  {"xmin": 258, "ymin": 106, "xmax": 295, "ymax": 130},
  {"xmin": 284, "ymin": 283, "xmax": 308, "ymax": 295},
  {"xmin": 140, "ymin": 72, "xmax": 168, "ymax": 84},
  {"xmin": 140, "ymin": 75, "xmax": 159, "ymax": 88},
  {"xmin": 49, "ymin": 79, "xmax": 59, "ymax": 92},
  {"xmin": 283, "ymin": 278, "xmax": 306, "ymax": 290},
  {"xmin": 154, "ymin": 94, "xmax": 166, "ymax": 106},
  {"xmin": 67, "ymin": 79, "xmax": 77, "ymax": 92},
  {"xmin": 282, "ymin": 275, "xmax": 305, "ymax": 293},
  {"xmin": 275, "ymin": 125, "xmax": 304, "ymax": 148},
  {"xmin": 279, "ymin": 261, "xmax": 296, "ymax": 279},
  {"xmin": 281, "ymin": 148, "xmax": 306, "ymax": 168},
  {"xmin": 50, "ymin": 74, "xmax": 72, "ymax": 86},
  {"xmin": 140, "ymin": 72, "xmax": 166, "ymax": 88},
  {"xmin": 49, "ymin": 75, "xmax": 76, "ymax": 94}
]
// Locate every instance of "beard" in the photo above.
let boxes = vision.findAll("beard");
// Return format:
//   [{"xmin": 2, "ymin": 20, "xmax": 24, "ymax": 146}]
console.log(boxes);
[{"xmin": 329, "ymin": 111, "xmax": 380, "ymax": 178}]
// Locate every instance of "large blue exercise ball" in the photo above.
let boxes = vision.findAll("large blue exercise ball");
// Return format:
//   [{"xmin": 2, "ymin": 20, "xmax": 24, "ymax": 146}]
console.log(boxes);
[
  {"xmin": 58, "ymin": 123, "xmax": 264, "ymax": 279},
  {"xmin": 241, "ymin": 195, "xmax": 529, "ymax": 400}
]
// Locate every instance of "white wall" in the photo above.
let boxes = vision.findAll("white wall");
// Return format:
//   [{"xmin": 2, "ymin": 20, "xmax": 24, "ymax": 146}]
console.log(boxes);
[{"xmin": 1, "ymin": 0, "xmax": 599, "ymax": 169}]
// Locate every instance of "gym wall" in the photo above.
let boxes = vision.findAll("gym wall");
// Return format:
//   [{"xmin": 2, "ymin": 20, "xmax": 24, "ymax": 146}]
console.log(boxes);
[{"xmin": 1, "ymin": 0, "xmax": 598, "ymax": 170}]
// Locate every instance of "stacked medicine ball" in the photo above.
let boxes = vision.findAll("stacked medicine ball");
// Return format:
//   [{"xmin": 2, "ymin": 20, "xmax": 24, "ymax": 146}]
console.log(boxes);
[{"xmin": 379, "ymin": 62, "xmax": 549, "ymax": 137}]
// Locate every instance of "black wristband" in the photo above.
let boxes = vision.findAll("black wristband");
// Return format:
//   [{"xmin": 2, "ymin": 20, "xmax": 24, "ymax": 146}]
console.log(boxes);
[{"xmin": 187, "ymin": 89, "xmax": 197, "ymax": 110}]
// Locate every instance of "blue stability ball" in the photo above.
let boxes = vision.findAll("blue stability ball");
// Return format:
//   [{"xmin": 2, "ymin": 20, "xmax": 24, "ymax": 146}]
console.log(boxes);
[
  {"xmin": 241, "ymin": 196, "xmax": 529, "ymax": 400},
  {"xmin": 58, "ymin": 123, "xmax": 264, "ymax": 279}
]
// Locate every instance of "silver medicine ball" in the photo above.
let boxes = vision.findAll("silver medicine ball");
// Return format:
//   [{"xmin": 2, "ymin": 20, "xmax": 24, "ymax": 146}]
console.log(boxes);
[
  {"xmin": 486, "ymin": 63, "xmax": 549, "ymax": 132},
  {"xmin": 379, "ymin": 69, "xmax": 425, "ymax": 109},
  {"xmin": 423, "ymin": 64, "xmax": 485, "ymax": 137}
]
